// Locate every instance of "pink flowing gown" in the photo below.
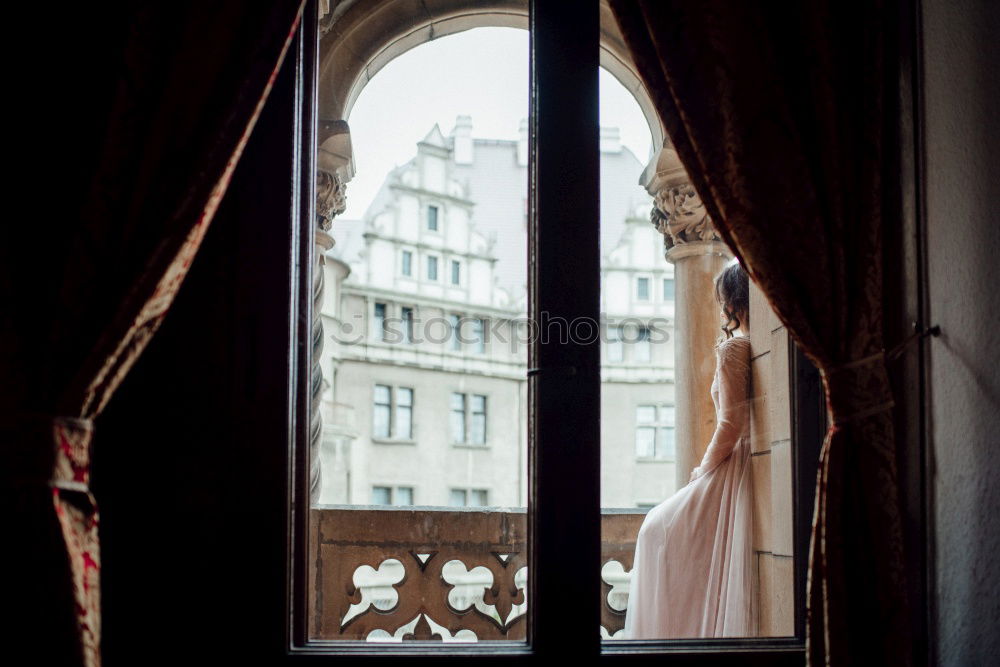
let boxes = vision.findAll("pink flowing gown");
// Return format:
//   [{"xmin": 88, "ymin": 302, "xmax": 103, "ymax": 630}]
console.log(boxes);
[{"xmin": 623, "ymin": 335, "xmax": 756, "ymax": 638}]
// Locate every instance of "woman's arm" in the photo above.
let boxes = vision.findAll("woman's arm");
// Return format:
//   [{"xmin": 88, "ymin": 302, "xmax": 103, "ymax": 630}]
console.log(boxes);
[{"xmin": 689, "ymin": 337, "xmax": 751, "ymax": 482}]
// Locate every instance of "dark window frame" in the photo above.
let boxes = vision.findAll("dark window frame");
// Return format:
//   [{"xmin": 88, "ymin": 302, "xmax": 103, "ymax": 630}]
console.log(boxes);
[{"xmin": 283, "ymin": 0, "xmax": 927, "ymax": 663}]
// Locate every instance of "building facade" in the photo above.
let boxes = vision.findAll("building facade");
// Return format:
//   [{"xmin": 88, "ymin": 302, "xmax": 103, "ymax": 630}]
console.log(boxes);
[{"xmin": 319, "ymin": 117, "xmax": 677, "ymax": 509}]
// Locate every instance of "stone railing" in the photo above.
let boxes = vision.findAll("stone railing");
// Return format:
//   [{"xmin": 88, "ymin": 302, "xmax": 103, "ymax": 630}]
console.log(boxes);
[{"xmin": 309, "ymin": 507, "xmax": 645, "ymax": 641}]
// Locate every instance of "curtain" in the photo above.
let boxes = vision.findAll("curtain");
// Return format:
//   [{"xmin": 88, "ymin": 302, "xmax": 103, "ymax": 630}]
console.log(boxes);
[
  {"xmin": 609, "ymin": 1, "xmax": 911, "ymax": 664},
  {"xmin": 2, "ymin": 3, "xmax": 305, "ymax": 665}
]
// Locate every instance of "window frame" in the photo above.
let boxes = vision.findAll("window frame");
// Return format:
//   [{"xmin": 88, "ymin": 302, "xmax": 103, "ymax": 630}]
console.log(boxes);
[
  {"xmin": 284, "ymin": 0, "xmax": 856, "ymax": 663},
  {"xmin": 371, "ymin": 384, "xmax": 415, "ymax": 443}
]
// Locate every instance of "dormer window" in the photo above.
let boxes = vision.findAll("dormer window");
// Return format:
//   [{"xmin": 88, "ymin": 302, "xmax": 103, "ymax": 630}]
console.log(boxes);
[{"xmin": 427, "ymin": 204, "xmax": 439, "ymax": 231}]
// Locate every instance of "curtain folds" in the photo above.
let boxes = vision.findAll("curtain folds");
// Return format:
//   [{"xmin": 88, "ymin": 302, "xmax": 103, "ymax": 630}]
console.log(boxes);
[
  {"xmin": 3, "ymin": 3, "xmax": 305, "ymax": 665},
  {"xmin": 609, "ymin": 1, "xmax": 911, "ymax": 664}
]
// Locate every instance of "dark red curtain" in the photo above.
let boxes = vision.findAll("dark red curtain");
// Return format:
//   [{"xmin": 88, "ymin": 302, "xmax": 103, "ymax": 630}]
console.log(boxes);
[
  {"xmin": 609, "ymin": 1, "xmax": 911, "ymax": 664},
  {"xmin": 2, "ymin": 3, "xmax": 305, "ymax": 665}
]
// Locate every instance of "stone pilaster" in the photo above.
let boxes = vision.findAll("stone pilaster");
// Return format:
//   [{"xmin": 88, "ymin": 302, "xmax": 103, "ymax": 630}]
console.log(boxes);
[
  {"xmin": 311, "ymin": 120, "xmax": 353, "ymax": 505},
  {"xmin": 643, "ymin": 145, "xmax": 732, "ymax": 490}
]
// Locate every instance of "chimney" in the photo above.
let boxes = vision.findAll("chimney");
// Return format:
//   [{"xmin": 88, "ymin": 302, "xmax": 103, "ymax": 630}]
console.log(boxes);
[
  {"xmin": 452, "ymin": 115, "xmax": 473, "ymax": 164},
  {"xmin": 517, "ymin": 118, "xmax": 529, "ymax": 167},
  {"xmin": 600, "ymin": 126, "xmax": 621, "ymax": 153}
]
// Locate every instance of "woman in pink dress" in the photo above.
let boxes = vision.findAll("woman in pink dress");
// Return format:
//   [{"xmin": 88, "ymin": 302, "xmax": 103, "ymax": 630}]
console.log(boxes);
[{"xmin": 624, "ymin": 261, "xmax": 756, "ymax": 639}]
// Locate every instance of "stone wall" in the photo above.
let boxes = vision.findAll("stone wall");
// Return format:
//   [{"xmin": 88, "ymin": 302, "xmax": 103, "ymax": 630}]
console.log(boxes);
[{"xmin": 748, "ymin": 281, "xmax": 795, "ymax": 636}]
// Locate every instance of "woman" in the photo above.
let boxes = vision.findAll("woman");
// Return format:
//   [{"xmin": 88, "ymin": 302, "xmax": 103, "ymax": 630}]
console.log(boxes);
[{"xmin": 623, "ymin": 261, "xmax": 756, "ymax": 639}]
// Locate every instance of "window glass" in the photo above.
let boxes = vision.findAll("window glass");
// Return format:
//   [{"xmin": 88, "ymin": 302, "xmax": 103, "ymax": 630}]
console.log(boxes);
[
  {"xmin": 607, "ymin": 324, "xmax": 624, "ymax": 362},
  {"xmin": 470, "ymin": 489, "xmax": 489, "ymax": 507},
  {"xmin": 450, "ymin": 392, "xmax": 466, "ymax": 442},
  {"xmin": 401, "ymin": 307, "xmax": 414, "ymax": 344},
  {"xmin": 634, "ymin": 326, "xmax": 651, "ymax": 363},
  {"xmin": 372, "ymin": 486, "xmax": 392, "ymax": 505},
  {"xmin": 473, "ymin": 318, "xmax": 486, "ymax": 354},
  {"xmin": 373, "ymin": 385, "xmax": 391, "ymax": 438},
  {"xmin": 451, "ymin": 259, "xmax": 461, "ymax": 285},
  {"xmin": 470, "ymin": 395, "xmax": 487, "ymax": 445},
  {"xmin": 428, "ymin": 255, "xmax": 438, "ymax": 281},
  {"xmin": 636, "ymin": 276, "xmax": 650, "ymax": 301},
  {"xmin": 396, "ymin": 387, "xmax": 413, "ymax": 439},
  {"xmin": 449, "ymin": 314, "xmax": 462, "ymax": 351},
  {"xmin": 401, "ymin": 250, "xmax": 412, "ymax": 276},
  {"xmin": 449, "ymin": 489, "xmax": 467, "ymax": 507},
  {"xmin": 395, "ymin": 486, "xmax": 414, "ymax": 506},
  {"xmin": 427, "ymin": 205, "xmax": 439, "ymax": 230},
  {"xmin": 373, "ymin": 302, "xmax": 387, "ymax": 341},
  {"xmin": 662, "ymin": 277, "xmax": 675, "ymax": 301}
]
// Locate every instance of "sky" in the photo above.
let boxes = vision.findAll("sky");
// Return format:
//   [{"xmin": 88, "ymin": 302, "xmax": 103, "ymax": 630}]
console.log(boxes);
[{"xmin": 339, "ymin": 27, "xmax": 654, "ymax": 220}]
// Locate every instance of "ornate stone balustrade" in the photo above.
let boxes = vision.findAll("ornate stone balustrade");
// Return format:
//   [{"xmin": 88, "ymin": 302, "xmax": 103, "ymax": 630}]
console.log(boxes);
[{"xmin": 309, "ymin": 507, "xmax": 645, "ymax": 641}]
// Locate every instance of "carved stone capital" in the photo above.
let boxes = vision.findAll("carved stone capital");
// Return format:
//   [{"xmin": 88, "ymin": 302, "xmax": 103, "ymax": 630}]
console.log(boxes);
[
  {"xmin": 642, "ymin": 145, "xmax": 724, "ymax": 252},
  {"xmin": 317, "ymin": 169, "xmax": 346, "ymax": 231},
  {"xmin": 317, "ymin": 119, "xmax": 355, "ymax": 232}
]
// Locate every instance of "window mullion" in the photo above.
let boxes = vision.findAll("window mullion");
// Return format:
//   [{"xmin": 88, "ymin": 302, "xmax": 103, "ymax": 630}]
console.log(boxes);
[{"xmin": 529, "ymin": 0, "xmax": 600, "ymax": 659}]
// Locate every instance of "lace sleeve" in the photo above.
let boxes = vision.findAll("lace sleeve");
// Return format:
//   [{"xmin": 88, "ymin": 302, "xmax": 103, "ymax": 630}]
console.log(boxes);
[{"xmin": 690, "ymin": 336, "xmax": 751, "ymax": 481}]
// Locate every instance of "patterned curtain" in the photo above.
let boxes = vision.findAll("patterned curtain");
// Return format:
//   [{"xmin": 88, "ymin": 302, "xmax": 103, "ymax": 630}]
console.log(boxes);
[
  {"xmin": 2, "ymin": 3, "xmax": 305, "ymax": 665},
  {"xmin": 609, "ymin": 1, "xmax": 912, "ymax": 664}
]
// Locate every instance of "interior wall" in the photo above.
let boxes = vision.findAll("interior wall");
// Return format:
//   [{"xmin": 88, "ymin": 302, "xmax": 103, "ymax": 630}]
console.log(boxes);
[{"xmin": 921, "ymin": 0, "xmax": 1000, "ymax": 664}]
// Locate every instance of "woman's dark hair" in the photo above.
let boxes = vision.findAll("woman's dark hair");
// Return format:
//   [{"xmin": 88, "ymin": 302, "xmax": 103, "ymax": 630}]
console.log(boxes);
[{"xmin": 715, "ymin": 262, "xmax": 750, "ymax": 339}]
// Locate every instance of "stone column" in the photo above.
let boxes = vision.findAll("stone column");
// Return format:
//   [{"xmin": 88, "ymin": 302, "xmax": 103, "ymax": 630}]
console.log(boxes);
[
  {"xmin": 311, "ymin": 120, "xmax": 353, "ymax": 505},
  {"xmin": 644, "ymin": 146, "xmax": 733, "ymax": 490}
]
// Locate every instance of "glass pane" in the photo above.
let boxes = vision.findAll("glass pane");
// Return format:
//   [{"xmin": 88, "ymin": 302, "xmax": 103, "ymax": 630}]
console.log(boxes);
[
  {"xmin": 449, "ymin": 489, "xmax": 468, "ymax": 507},
  {"xmin": 634, "ymin": 427, "xmax": 656, "ymax": 458},
  {"xmin": 314, "ymin": 24, "xmax": 529, "ymax": 645},
  {"xmin": 598, "ymin": 51, "xmax": 798, "ymax": 640},
  {"xmin": 395, "ymin": 487, "xmax": 414, "ymax": 506}
]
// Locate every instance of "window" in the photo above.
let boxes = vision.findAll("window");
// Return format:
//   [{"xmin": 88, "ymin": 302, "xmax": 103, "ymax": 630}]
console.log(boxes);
[
  {"xmin": 400, "ymin": 306, "xmax": 414, "ymax": 344},
  {"xmin": 607, "ymin": 324, "xmax": 624, "ymax": 362},
  {"xmin": 636, "ymin": 276, "xmax": 650, "ymax": 301},
  {"xmin": 372, "ymin": 485, "xmax": 415, "ymax": 506},
  {"xmin": 634, "ymin": 325, "xmax": 651, "ymax": 363},
  {"xmin": 427, "ymin": 255, "xmax": 439, "ymax": 281},
  {"xmin": 451, "ymin": 259, "xmax": 461, "ymax": 285},
  {"xmin": 449, "ymin": 314, "xmax": 463, "ymax": 351},
  {"xmin": 635, "ymin": 404, "xmax": 675, "ymax": 460},
  {"xmin": 472, "ymin": 317, "xmax": 486, "ymax": 354},
  {"xmin": 449, "ymin": 488, "xmax": 489, "ymax": 507},
  {"xmin": 451, "ymin": 392, "xmax": 488, "ymax": 445},
  {"xmin": 373, "ymin": 384, "xmax": 414, "ymax": 441},
  {"xmin": 373, "ymin": 302, "xmax": 387, "ymax": 341},
  {"xmin": 427, "ymin": 204, "xmax": 439, "ymax": 231},
  {"xmin": 662, "ymin": 277, "xmax": 674, "ymax": 301},
  {"xmin": 401, "ymin": 249, "xmax": 412, "ymax": 276}
]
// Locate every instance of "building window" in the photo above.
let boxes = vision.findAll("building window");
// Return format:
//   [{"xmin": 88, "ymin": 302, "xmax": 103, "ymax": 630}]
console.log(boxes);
[
  {"xmin": 634, "ymin": 325, "xmax": 651, "ymax": 363},
  {"xmin": 401, "ymin": 306, "xmax": 414, "ymax": 344},
  {"xmin": 428, "ymin": 255, "xmax": 439, "ymax": 281},
  {"xmin": 451, "ymin": 392, "xmax": 488, "ymax": 445},
  {"xmin": 371, "ymin": 485, "xmax": 415, "ymax": 506},
  {"xmin": 449, "ymin": 314, "xmax": 463, "ymax": 351},
  {"xmin": 635, "ymin": 404, "xmax": 675, "ymax": 460},
  {"xmin": 607, "ymin": 324, "xmax": 624, "ymax": 362},
  {"xmin": 373, "ymin": 302, "xmax": 387, "ymax": 341},
  {"xmin": 451, "ymin": 259, "xmax": 461, "ymax": 285},
  {"xmin": 373, "ymin": 384, "xmax": 414, "ymax": 441},
  {"xmin": 449, "ymin": 488, "xmax": 489, "ymax": 507},
  {"xmin": 662, "ymin": 277, "xmax": 675, "ymax": 301},
  {"xmin": 472, "ymin": 317, "xmax": 487, "ymax": 354},
  {"xmin": 401, "ymin": 249, "xmax": 413, "ymax": 276},
  {"xmin": 427, "ymin": 204, "xmax": 439, "ymax": 231},
  {"xmin": 636, "ymin": 276, "xmax": 650, "ymax": 301}
]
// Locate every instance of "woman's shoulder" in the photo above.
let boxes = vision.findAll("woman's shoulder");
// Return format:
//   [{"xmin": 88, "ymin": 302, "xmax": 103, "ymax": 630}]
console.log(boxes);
[
  {"xmin": 716, "ymin": 335, "xmax": 751, "ymax": 350},
  {"xmin": 715, "ymin": 335, "xmax": 751, "ymax": 362}
]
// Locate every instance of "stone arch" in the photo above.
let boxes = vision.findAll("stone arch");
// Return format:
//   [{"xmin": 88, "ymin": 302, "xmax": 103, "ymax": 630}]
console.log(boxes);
[{"xmin": 319, "ymin": 0, "xmax": 664, "ymax": 151}]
